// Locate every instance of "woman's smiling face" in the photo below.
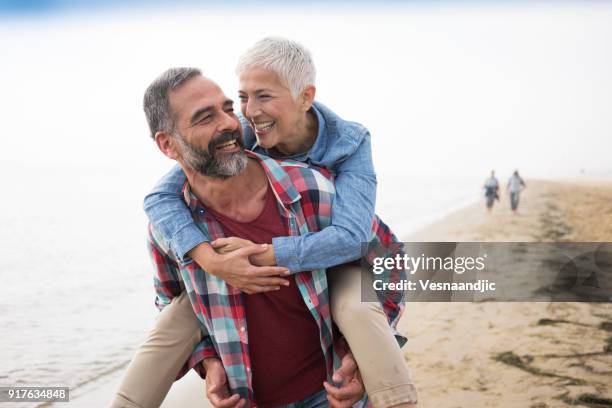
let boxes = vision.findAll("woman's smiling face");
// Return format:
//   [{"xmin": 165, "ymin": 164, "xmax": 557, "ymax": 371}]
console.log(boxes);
[{"xmin": 238, "ymin": 67, "xmax": 306, "ymax": 151}]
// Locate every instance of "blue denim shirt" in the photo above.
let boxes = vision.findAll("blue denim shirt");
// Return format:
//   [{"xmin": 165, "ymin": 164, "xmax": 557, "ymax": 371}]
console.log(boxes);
[{"xmin": 143, "ymin": 101, "xmax": 377, "ymax": 272}]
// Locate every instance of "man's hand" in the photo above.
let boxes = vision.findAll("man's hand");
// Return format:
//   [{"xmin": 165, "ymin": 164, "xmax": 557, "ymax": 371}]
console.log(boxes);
[
  {"xmin": 323, "ymin": 353, "xmax": 365, "ymax": 408},
  {"xmin": 204, "ymin": 358, "xmax": 245, "ymax": 408},
  {"xmin": 189, "ymin": 243, "xmax": 290, "ymax": 294}
]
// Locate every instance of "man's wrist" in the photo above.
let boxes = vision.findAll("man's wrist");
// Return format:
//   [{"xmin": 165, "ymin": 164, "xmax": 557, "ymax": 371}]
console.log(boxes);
[
  {"xmin": 201, "ymin": 357, "xmax": 222, "ymax": 377},
  {"xmin": 202, "ymin": 357, "xmax": 221, "ymax": 369}
]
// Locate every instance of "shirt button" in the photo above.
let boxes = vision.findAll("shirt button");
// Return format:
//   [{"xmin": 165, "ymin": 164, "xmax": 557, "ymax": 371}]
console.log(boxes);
[
  {"xmin": 246, "ymin": 367, "xmax": 251, "ymax": 372},
  {"xmin": 240, "ymin": 326, "xmax": 246, "ymax": 332}
]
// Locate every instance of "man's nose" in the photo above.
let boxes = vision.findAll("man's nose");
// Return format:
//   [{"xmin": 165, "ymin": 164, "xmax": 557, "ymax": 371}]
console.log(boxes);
[{"xmin": 218, "ymin": 110, "xmax": 238, "ymax": 132}]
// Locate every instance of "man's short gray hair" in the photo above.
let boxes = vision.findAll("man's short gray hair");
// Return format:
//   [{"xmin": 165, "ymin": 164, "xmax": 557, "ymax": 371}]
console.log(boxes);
[
  {"xmin": 235, "ymin": 37, "xmax": 316, "ymax": 100},
  {"xmin": 143, "ymin": 67, "xmax": 202, "ymax": 139}
]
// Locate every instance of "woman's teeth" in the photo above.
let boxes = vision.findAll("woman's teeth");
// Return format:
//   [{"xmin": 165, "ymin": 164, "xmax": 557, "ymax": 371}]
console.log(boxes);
[{"xmin": 254, "ymin": 121, "xmax": 274, "ymax": 132}]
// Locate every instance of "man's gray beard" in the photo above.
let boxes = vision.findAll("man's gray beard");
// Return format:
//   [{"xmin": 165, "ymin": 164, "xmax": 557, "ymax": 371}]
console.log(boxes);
[{"xmin": 176, "ymin": 131, "xmax": 247, "ymax": 179}]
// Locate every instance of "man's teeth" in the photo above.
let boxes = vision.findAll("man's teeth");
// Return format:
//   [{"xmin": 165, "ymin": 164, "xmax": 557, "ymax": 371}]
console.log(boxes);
[
  {"xmin": 254, "ymin": 121, "xmax": 274, "ymax": 132},
  {"xmin": 217, "ymin": 141, "xmax": 236, "ymax": 149}
]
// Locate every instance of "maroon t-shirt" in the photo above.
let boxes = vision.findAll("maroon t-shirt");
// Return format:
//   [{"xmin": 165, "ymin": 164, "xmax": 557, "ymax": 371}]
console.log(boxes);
[{"xmin": 205, "ymin": 186, "xmax": 326, "ymax": 407}]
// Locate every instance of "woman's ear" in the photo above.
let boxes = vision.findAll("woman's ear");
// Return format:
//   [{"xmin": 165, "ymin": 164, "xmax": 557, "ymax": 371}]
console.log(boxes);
[{"xmin": 300, "ymin": 85, "xmax": 316, "ymax": 112}]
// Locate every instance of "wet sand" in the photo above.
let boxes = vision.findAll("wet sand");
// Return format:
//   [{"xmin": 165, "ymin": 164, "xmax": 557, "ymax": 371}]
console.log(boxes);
[{"xmin": 400, "ymin": 179, "xmax": 612, "ymax": 407}]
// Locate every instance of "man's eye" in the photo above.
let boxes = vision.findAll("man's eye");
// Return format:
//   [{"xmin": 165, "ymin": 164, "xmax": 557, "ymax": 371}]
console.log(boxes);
[
  {"xmin": 259, "ymin": 95, "xmax": 270, "ymax": 99},
  {"xmin": 238, "ymin": 96, "xmax": 248, "ymax": 102}
]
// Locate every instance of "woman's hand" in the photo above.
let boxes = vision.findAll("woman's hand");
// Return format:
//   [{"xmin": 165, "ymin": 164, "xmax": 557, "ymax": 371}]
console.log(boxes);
[
  {"xmin": 189, "ymin": 242, "xmax": 288, "ymax": 294},
  {"xmin": 211, "ymin": 237, "xmax": 255, "ymax": 254},
  {"xmin": 212, "ymin": 237, "xmax": 278, "ymax": 267}
]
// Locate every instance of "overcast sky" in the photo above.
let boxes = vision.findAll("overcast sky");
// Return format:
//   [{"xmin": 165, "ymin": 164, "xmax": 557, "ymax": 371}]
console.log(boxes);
[{"xmin": 1, "ymin": 1, "xmax": 610, "ymax": 184}]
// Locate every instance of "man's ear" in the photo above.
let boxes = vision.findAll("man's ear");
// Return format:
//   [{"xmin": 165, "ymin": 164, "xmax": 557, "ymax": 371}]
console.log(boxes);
[
  {"xmin": 155, "ymin": 131, "xmax": 180, "ymax": 160},
  {"xmin": 299, "ymin": 85, "xmax": 316, "ymax": 112}
]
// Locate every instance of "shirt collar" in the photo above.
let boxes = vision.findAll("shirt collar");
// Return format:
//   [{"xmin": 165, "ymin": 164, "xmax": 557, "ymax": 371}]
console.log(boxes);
[
  {"xmin": 182, "ymin": 182, "xmax": 199, "ymax": 213},
  {"xmin": 181, "ymin": 150, "xmax": 302, "ymax": 213},
  {"xmin": 304, "ymin": 102, "xmax": 327, "ymax": 161}
]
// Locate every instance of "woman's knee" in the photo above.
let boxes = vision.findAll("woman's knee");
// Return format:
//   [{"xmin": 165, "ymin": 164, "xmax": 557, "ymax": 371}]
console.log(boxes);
[{"xmin": 332, "ymin": 296, "xmax": 385, "ymax": 331}]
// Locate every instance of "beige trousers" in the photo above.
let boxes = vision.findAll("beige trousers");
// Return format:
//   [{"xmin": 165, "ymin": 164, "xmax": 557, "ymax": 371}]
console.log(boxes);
[
  {"xmin": 327, "ymin": 265, "xmax": 417, "ymax": 408},
  {"xmin": 111, "ymin": 291, "xmax": 201, "ymax": 408},
  {"xmin": 111, "ymin": 265, "xmax": 417, "ymax": 408}
]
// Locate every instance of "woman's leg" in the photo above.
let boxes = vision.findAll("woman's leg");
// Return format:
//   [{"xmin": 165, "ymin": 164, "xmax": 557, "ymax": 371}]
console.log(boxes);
[
  {"xmin": 329, "ymin": 264, "xmax": 418, "ymax": 408},
  {"xmin": 111, "ymin": 291, "xmax": 202, "ymax": 408}
]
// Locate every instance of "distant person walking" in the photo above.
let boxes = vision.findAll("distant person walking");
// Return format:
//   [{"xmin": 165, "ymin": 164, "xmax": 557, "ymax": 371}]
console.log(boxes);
[
  {"xmin": 507, "ymin": 170, "xmax": 526, "ymax": 213},
  {"xmin": 483, "ymin": 170, "xmax": 500, "ymax": 212}
]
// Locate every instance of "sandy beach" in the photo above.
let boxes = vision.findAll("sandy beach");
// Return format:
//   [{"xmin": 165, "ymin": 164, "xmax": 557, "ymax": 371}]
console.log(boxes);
[
  {"xmin": 400, "ymin": 179, "xmax": 612, "ymax": 407},
  {"xmin": 71, "ymin": 179, "xmax": 612, "ymax": 408}
]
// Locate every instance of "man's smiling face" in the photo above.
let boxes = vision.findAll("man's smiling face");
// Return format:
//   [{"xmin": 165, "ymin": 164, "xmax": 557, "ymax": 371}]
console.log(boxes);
[{"xmin": 169, "ymin": 75, "xmax": 247, "ymax": 178}]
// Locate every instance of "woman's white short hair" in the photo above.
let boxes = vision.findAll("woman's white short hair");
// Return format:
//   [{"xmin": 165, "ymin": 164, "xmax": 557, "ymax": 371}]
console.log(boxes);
[{"xmin": 236, "ymin": 37, "xmax": 316, "ymax": 100}]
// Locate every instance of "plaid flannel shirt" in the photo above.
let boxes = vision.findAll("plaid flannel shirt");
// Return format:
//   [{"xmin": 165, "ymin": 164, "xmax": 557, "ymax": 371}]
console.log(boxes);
[{"xmin": 148, "ymin": 151, "xmax": 406, "ymax": 406}]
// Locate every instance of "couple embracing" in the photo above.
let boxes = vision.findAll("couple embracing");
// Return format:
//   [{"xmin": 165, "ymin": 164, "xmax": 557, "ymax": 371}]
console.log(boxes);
[{"xmin": 112, "ymin": 37, "xmax": 417, "ymax": 408}]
